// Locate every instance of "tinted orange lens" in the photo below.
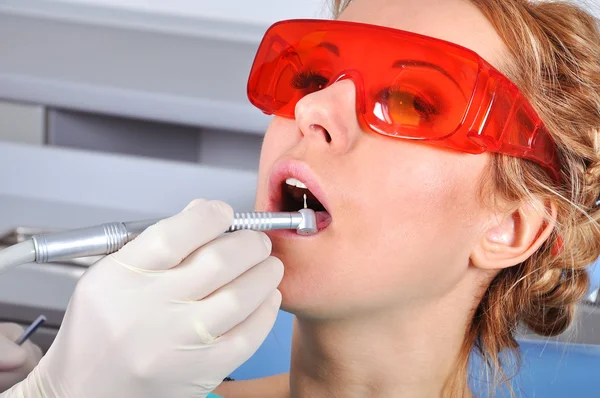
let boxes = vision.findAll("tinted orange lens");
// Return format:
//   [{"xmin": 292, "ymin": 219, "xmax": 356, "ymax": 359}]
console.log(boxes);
[{"xmin": 365, "ymin": 62, "xmax": 475, "ymax": 139}]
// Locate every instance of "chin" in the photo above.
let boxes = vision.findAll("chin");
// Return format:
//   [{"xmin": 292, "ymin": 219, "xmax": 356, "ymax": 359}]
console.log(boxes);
[
  {"xmin": 272, "ymin": 248, "xmax": 354, "ymax": 320},
  {"xmin": 271, "ymin": 245, "xmax": 328, "ymax": 316}
]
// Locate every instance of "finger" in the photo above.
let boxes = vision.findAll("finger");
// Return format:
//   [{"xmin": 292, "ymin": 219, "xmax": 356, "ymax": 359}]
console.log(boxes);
[
  {"xmin": 0, "ymin": 323, "xmax": 24, "ymax": 341},
  {"xmin": 212, "ymin": 290, "xmax": 282, "ymax": 369},
  {"xmin": 112, "ymin": 199, "xmax": 233, "ymax": 271},
  {"xmin": 163, "ymin": 230, "xmax": 273, "ymax": 301},
  {"xmin": 22, "ymin": 340, "xmax": 43, "ymax": 365},
  {"xmin": 0, "ymin": 334, "xmax": 26, "ymax": 370},
  {"xmin": 185, "ymin": 257, "xmax": 283, "ymax": 344}
]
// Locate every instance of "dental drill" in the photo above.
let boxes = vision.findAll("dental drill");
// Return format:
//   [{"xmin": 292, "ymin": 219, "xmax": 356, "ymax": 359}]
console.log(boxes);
[{"xmin": 0, "ymin": 209, "xmax": 317, "ymax": 274}]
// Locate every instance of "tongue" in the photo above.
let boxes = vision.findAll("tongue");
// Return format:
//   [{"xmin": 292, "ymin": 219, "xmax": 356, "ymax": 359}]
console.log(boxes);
[{"xmin": 315, "ymin": 211, "xmax": 332, "ymax": 230}]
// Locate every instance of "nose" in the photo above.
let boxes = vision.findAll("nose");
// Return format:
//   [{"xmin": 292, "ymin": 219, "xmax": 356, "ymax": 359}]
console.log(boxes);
[{"xmin": 294, "ymin": 79, "xmax": 362, "ymax": 154}]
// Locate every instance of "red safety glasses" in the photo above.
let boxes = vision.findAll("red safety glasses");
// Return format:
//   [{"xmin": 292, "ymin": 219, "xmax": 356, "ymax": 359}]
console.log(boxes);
[{"xmin": 247, "ymin": 19, "xmax": 561, "ymax": 181}]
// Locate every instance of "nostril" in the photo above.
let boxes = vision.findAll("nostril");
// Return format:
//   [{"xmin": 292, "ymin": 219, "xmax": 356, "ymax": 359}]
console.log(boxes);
[{"xmin": 310, "ymin": 124, "xmax": 332, "ymax": 143}]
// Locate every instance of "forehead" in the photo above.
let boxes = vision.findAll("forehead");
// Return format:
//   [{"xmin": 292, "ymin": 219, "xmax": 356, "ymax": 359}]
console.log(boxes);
[{"xmin": 337, "ymin": 0, "xmax": 508, "ymax": 71}]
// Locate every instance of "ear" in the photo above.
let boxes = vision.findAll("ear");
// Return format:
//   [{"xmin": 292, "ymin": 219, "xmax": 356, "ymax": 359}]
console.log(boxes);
[{"xmin": 470, "ymin": 199, "xmax": 558, "ymax": 270}]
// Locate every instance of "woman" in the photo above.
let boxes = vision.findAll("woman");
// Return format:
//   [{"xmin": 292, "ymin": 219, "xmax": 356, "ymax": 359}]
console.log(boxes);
[{"xmin": 214, "ymin": 0, "xmax": 600, "ymax": 396}]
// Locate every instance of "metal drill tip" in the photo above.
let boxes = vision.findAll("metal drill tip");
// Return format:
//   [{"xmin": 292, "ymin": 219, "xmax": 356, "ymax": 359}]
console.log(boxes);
[{"xmin": 296, "ymin": 209, "xmax": 318, "ymax": 235}]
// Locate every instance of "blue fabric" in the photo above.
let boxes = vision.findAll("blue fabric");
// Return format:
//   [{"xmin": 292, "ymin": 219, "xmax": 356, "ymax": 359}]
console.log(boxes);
[
  {"xmin": 230, "ymin": 310, "xmax": 600, "ymax": 397},
  {"xmin": 207, "ymin": 393, "xmax": 222, "ymax": 398}
]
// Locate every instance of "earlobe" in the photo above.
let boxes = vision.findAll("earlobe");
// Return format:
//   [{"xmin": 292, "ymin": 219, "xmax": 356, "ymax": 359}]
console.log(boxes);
[{"xmin": 471, "ymin": 201, "xmax": 557, "ymax": 270}]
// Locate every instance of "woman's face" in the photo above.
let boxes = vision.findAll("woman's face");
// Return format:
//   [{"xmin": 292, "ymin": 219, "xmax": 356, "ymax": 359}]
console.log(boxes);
[{"xmin": 254, "ymin": 0, "xmax": 509, "ymax": 319}]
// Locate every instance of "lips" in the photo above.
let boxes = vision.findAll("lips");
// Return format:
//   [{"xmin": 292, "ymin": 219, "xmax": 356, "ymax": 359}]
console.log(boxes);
[{"xmin": 267, "ymin": 160, "xmax": 333, "ymax": 232}]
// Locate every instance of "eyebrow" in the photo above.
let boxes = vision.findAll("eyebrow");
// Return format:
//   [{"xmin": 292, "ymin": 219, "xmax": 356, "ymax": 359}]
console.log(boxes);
[
  {"xmin": 316, "ymin": 42, "xmax": 341, "ymax": 57},
  {"xmin": 392, "ymin": 60, "xmax": 461, "ymax": 87}
]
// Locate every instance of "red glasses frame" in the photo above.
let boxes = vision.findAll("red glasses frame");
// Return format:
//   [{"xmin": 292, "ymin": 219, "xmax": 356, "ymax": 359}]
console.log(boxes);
[{"xmin": 247, "ymin": 19, "xmax": 561, "ymax": 181}]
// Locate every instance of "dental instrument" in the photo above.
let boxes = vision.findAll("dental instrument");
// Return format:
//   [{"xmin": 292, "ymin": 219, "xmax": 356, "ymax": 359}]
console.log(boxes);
[
  {"xmin": 15, "ymin": 315, "xmax": 47, "ymax": 346},
  {"xmin": 0, "ymin": 209, "xmax": 317, "ymax": 274}
]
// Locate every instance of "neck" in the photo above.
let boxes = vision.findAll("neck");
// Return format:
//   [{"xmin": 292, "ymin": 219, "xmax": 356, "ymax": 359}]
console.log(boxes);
[{"xmin": 289, "ymin": 290, "xmax": 477, "ymax": 398}]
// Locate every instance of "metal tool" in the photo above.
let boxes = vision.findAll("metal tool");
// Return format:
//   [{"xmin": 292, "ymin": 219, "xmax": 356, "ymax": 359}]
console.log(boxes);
[
  {"xmin": 15, "ymin": 315, "xmax": 47, "ymax": 345},
  {"xmin": 0, "ymin": 210, "xmax": 318, "ymax": 273}
]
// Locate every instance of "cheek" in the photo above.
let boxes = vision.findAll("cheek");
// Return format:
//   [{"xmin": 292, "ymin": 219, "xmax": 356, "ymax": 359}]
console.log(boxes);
[
  {"xmin": 355, "ymin": 143, "xmax": 483, "ymax": 238},
  {"xmin": 332, "ymin": 145, "xmax": 488, "ymax": 301},
  {"xmin": 255, "ymin": 119, "xmax": 297, "ymax": 209},
  {"xmin": 259, "ymin": 124, "xmax": 286, "ymax": 169}
]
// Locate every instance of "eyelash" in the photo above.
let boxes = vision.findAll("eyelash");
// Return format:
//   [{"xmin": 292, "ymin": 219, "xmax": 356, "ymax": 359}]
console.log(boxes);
[
  {"xmin": 291, "ymin": 70, "xmax": 330, "ymax": 90},
  {"xmin": 377, "ymin": 87, "xmax": 440, "ymax": 118}
]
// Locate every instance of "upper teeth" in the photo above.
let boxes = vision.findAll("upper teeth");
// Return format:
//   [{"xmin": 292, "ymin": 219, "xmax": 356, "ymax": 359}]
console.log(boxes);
[{"xmin": 285, "ymin": 178, "xmax": 308, "ymax": 189}]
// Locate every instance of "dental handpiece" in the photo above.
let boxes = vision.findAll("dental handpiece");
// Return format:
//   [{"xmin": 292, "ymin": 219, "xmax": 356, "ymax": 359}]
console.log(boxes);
[
  {"xmin": 32, "ymin": 209, "xmax": 317, "ymax": 264},
  {"xmin": 0, "ymin": 210, "xmax": 317, "ymax": 273}
]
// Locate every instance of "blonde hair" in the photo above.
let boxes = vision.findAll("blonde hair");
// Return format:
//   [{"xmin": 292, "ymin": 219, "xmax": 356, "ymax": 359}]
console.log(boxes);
[{"xmin": 331, "ymin": 0, "xmax": 600, "ymax": 396}]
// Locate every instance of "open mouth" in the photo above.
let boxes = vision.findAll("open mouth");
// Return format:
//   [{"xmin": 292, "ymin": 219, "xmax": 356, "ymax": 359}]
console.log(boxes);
[
  {"xmin": 280, "ymin": 177, "xmax": 332, "ymax": 231},
  {"xmin": 281, "ymin": 178, "xmax": 326, "ymax": 211}
]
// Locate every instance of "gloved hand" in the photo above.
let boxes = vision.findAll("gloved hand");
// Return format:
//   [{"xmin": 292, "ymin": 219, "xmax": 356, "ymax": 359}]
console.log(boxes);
[
  {"xmin": 0, "ymin": 323, "xmax": 42, "ymax": 392},
  {"xmin": 2, "ymin": 199, "xmax": 283, "ymax": 398}
]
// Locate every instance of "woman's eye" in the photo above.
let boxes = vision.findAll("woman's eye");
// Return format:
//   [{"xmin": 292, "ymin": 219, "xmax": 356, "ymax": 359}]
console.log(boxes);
[
  {"xmin": 291, "ymin": 71, "xmax": 330, "ymax": 93},
  {"xmin": 376, "ymin": 88, "xmax": 440, "ymax": 126}
]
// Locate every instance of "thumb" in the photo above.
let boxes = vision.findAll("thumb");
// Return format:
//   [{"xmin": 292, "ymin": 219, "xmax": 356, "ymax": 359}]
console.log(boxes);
[{"xmin": 0, "ymin": 334, "xmax": 26, "ymax": 371}]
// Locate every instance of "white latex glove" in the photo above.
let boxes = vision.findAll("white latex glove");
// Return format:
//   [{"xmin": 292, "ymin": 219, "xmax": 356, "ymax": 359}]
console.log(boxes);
[
  {"xmin": 0, "ymin": 323, "xmax": 42, "ymax": 392},
  {"xmin": 3, "ymin": 199, "xmax": 283, "ymax": 398}
]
